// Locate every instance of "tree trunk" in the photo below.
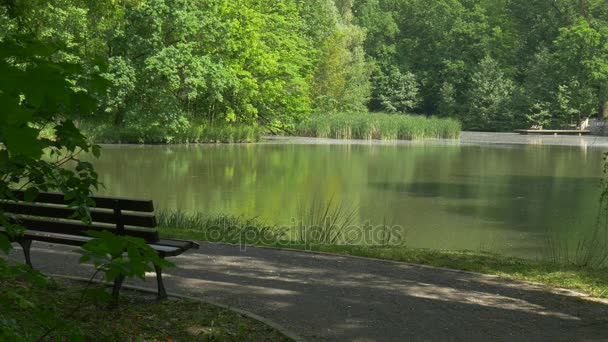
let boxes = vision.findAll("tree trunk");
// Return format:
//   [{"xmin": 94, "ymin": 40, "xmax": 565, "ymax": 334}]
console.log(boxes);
[
  {"xmin": 602, "ymin": 101, "xmax": 608, "ymax": 119},
  {"xmin": 579, "ymin": 0, "xmax": 589, "ymax": 19}
]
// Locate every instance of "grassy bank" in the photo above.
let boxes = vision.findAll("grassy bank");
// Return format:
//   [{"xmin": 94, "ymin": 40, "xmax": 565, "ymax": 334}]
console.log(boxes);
[
  {"xmin": 294, "ymin": 112, "xmax": 461, "ymax": 140},
  {"xmin": 1, "ymin": 277, "xmax": 289, "ymax": 341},
  {"xmin": 80, "ymin": 122, "xmax": 264, "ymax": 144},
  {"xmin": 65, "ymin": 112, "xmax": 461, "ymax": 144},
  {"xmin": 157, "ymin": 210, "xmax": 608, "ymax": 300}
]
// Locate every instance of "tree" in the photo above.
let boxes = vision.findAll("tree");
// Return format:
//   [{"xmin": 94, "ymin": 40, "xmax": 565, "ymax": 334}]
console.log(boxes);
[
  {"xmin": 309, "ymin": 0, "xmax": 371, "ymax": 113},
  {"xmin": 462, "ymin": 56, "xmax": 514, "ymax": 131},
  {"xmin": 438, "ymin": 82, "xmax": 458, "ymax": 118},
  {"xmin": 6, "ymin": 0, "xmax": 608, "ymax": 133},
  {"xmin": 371, "ymin": 66, "xmax": 420, "ymax": 114},
  {"xmin": 552, "ymin": 20, "xmax": 608, "ymax": 119},
  {"xmin": 99, "ymin": 0, "xmax": 315, "ymax": 130}
]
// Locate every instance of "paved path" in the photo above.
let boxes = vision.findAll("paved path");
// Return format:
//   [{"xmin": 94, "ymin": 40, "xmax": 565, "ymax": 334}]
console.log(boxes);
[{"xmin": 8, "ymin": 242, "xmax": 608, "ymax": 341}]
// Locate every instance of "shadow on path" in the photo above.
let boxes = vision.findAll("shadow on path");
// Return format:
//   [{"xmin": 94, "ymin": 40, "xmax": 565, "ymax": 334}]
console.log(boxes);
[{"xmin": 8, "ymin": 242, "xmax": 608, "ymax": 342}]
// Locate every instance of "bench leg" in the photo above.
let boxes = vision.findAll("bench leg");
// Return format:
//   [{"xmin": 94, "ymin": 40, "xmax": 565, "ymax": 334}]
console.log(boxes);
[
  {"xmin": 18, "ymin": 240, "xmax": 33, "ymax": 268},
  {"xmin": 154, "ymin": 263, "xmax": 168, "ymax": 299},
  {"xmin": 112, "ymin": 275, "xmax": 125, "ymax": 302}
]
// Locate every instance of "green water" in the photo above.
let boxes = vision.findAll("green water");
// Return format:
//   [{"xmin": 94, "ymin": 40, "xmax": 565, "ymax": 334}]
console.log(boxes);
[{"xmin": 87, "ymin": 140, "xmax": 604, "ymax": 258}]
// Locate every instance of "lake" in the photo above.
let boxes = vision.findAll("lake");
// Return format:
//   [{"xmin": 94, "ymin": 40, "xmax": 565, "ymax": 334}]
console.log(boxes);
[{"xmin": 86, "ymin": 132, "xmax": 608, "ymax": 259}]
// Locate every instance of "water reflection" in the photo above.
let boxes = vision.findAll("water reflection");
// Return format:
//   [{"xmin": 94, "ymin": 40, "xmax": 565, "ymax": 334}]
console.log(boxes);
[{"xmin": 85, "ymin": 140, "xmax": 605, "ymax": 259}]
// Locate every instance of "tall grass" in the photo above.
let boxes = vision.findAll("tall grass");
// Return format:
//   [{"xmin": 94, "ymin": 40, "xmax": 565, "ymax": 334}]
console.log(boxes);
[
  {"xmin": 542, "ymin": 222, "xmax": 608, "ymax": 269},
  {"xmin": 542, "ymin": 165, "xmax": 608, "ymax": 269},
  {"xmin": 292, "ymin": 197, "xmax": 359, "ymax": 246},
  {"xmin": 81, "ymin": 123, "xmax": 263, "ymax": 144},
  {"xmin": 294, "ymin": 112, "xmax": 461, "ymax": 140},
  {"xmin": 185, "ymin": 125, "xmax": 263, "ymax": 144},
  {"xmin": 157, "ymin": 199, "xmax": 405, "ymax": 248},
  {"xmin": 156, "ymin": 210, "xmax": 285, "ymax": 245}
]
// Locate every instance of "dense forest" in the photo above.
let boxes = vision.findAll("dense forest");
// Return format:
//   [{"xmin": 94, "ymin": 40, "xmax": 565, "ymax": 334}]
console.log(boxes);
[{"xmin": 2, "ymin": 0, "xmax": 608, "ymax": 137}]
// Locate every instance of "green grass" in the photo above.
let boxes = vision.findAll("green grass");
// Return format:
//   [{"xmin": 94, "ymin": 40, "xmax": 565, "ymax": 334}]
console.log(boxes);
[
  {"xmin": 1, "ymin": 277, "xmax": 289, "ymax": 341},
  {"xmin": 80, "ymin": 122, "xmax": 263, "ymax": 144},
  {"xmin": 294, "ymin": 112, "xmax": 461, "ymax": 140},
  {"xmin": 157, "ymin": 210, "xmax": 285, "ymax": 245},
  {"xmin": 157, "ymin": 210, "xmax": 608, "ymax": 300}
]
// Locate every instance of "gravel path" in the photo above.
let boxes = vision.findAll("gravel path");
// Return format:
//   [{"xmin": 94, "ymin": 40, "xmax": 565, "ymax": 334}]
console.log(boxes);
[{"xmin": 8, "ymin": 242, "xmax": 608, "ymax": 341}]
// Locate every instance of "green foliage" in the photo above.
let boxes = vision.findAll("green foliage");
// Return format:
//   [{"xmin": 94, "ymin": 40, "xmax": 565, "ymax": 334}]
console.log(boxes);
[
  {"xmin": 0, "ymin": 32, "xmax": 105, "ymax": 340},
  {"xmin": 79, "ymin": 231, "xmax": 173, "ymax": 283},
  {"xmin": 525, "ymin": 103, "xmax": 552, "ymax": 128},
  {"xmin": 461, "ymin": 56, "xmax": 515, "ymax": 131},
  {"xmin": 552, "ymin": 21, "xmax": 608, "ymax": 121},
  {"xmin": 438, "ymin": 82, "xmax": 458, "ymax": 118},
  {"xmin": 352, "ymin": 0, "xmax": 608, "ymax": 131},
  {"xmin": 0, "ymin": 34, "xmax": 103, "ymax": 247},
  {"xmin": 310, "ymin": 6, "xmax": 371, "ymax": 113},
  {"xmin": 0, "ymin": 21, "xmax": 179, "ymax": 340},
  {"xmin": 295, "ymin": 112, "xmax": 461, "ymax": 140},
  {"xmin": 371, "ymin": 66, "xmax": 420, "ymax": 114},
  {"xmin": 80, "ymin": 0, "xmax": 314, "ymax": 128},
  {"xmin": 517, "ymin": 20, "xmax": 608, "ymax": 128},
  {"xmin": 5, "ymin": 0, "xmax": 608, "ymax": 133}
]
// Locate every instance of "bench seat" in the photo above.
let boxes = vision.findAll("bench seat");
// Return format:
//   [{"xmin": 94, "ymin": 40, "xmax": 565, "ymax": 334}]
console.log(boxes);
[{"xmin": 0, "ymin": 227, "xmax": 198, "ymax": 257}]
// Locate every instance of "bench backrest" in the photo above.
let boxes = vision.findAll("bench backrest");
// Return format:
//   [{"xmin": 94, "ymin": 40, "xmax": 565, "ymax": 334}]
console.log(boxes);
[{"xmin": 1, "ymin": 191, "xmax": 160, "ymax": 243}]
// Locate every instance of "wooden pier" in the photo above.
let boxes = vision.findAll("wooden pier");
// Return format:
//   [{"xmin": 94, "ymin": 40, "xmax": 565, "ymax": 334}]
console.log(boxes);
[{"xmin": 514, "ymin": 129, "xmax": 591, "ymax": 136}]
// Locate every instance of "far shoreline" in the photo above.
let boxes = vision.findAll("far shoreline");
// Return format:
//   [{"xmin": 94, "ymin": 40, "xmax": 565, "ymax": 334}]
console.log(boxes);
[
  {"xmin": 260, "ymin": 132, "xmax": 608, "ymax": 148},
  {"xmin": 92, "ymin": 131, "xmax": 608, "ymax": 149}
]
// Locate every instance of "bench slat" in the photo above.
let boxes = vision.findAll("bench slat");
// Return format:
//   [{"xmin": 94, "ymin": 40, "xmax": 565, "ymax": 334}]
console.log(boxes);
[
  {"xmin": 2, "ymin": 229, "xmax": 182, "ymax": 257},
  {"xmin": 11, "ymin": 190, "xmax": 154, "ymax": 212},
  {"xmin": 6, "ymin": 217, "xmax": 159, "ymax": 242},
  {"xmin": 0, "ymin": 202, "xmax": 157, "ymax": 227}
]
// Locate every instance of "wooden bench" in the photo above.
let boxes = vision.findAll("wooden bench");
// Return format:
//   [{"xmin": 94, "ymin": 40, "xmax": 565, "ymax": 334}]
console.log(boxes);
[{"xmin": 0, "ymin": 190, "xmax": 199, "ymax": 298}]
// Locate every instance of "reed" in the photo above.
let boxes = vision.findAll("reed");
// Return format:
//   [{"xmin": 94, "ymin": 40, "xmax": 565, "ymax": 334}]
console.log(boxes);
[
  {"xmin": 81, "ymin": 122, "xmax": 263, "ymax": 144},
  {"xmin": 537, "ymin": 227, "xmax": 608, "ymax": 271},
  {"xmin": 292, "ymin": 197, "xmax": 359, "ymax": 246},
  {"xmin": 293, "ymin": 112, "xmax": 461, "ymax": 140},
  {"xmin": 156, "ymin": 210, "xmax": 285, "ymax": 245},
  {"xmin": 156, "ymin": 199, "xmax": 405, "ymax": 248}
]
